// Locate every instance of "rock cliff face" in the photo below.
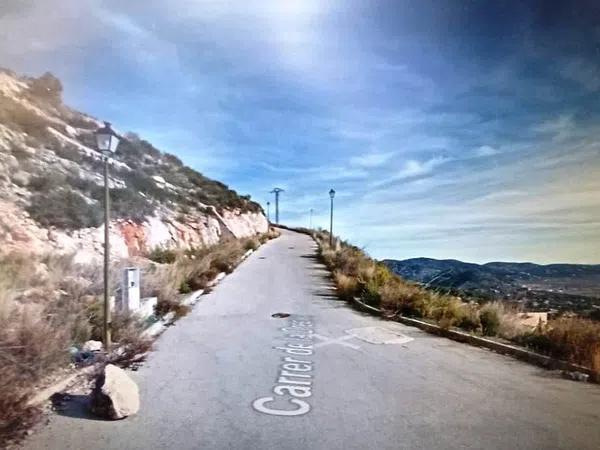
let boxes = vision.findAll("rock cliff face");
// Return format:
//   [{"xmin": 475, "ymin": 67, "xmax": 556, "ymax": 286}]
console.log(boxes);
[{"xmin": 0, "ymin": 69, "xmax": 267, "ymax": 262}]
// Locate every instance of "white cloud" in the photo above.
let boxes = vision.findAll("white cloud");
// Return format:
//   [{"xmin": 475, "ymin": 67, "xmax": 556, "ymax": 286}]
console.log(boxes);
[
  {"xmin": 370, "ymin": 156, "xmax": 450, "ymax": 188},
  {"xmin": 474, "ymin": 145, "xmax": 499, "ymax": 157},
  {"xmin": 533, "ymin": 114, "xmax": 576, "ymax": 141},
  {"xmin": 349, "ymin": 151, "xmax": 395, "ymax": 168}
]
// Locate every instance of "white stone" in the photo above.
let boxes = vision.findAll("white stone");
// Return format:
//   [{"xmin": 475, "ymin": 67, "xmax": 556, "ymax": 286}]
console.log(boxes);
[
  {"xmin": 82, "ymin": 340, "xmax": 103, "ymax": 352},
  {"xmin": 91, "ymin": 364, "xmax": 140, "ymax": 419},
  {"xmin": 136, "ymin": 297, "xmax": 157, "ymax": 319},
  {"xmin": 345, "ymin": 327, "xmax": 414, "ymax": 345}
]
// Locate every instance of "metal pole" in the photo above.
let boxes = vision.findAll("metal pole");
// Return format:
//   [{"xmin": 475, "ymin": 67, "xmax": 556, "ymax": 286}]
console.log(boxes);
[
  {"xmin": 270, "ymin": 188, "xmax": 284, "ymax": 224},
  {"xmin": 103, "ymin": 156, "xmax": 111, "ymax": 352},
  {"xmin": 267, "ymin": 202, "xmax": 270, "ymax": 222},
  {"xmin": 329, "ymin": 196, "xmax": 334, "ymax": 247},
  {"xmin": 309, "ymin": 209, "xmax": 313, "ymax": 229}
]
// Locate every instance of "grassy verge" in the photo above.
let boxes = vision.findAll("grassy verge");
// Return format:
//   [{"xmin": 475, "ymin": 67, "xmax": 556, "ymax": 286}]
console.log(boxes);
[
  {"xmin": 145, "ymin": 228, "xmax": 280, "ymax": 317},
  {"xmin": 0, "ymin": 227, "xmax": 279, "ymax": 445},
  {"xmin": 305, "ymin": 228, "xmax": 600, "ymax": 377}
]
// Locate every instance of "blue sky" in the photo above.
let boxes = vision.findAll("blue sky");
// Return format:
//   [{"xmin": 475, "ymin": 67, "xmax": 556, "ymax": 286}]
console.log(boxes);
[{"xmin": 1, "ymin": 1, "xmax": 600, "ymax": 263}]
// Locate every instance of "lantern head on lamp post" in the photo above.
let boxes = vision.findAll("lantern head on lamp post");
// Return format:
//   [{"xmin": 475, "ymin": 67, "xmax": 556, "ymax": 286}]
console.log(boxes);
[
  {"xmin": 95, "ymin": 122, "xmax": 120, "ymax": 353},
  {"xmin": 329, "ymin": 189, "xmax": 336, "ymax": 247},
  {"xmin": 95, "ymin": 121, "xmax": 120, "ymax": 154}
]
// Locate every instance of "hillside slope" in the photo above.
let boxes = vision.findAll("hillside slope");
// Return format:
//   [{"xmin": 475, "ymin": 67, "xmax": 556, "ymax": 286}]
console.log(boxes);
[
  {"xmin": 384, "ymin": 257, "xmax": 600, "ymax": 315},
  {"xmin": 0, "ymin": 69, "xmax": 267, "ymax": 262}
]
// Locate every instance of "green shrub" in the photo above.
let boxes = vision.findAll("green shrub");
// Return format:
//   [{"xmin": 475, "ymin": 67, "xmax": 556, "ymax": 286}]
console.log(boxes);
[
  {"xmin": 244, "ymin": 238, "xmax": 260, "ymax": 251},
  {"xmin": 178, "ymin": 280, "xmax": 192, "ymax": 294},
  {"xmin": 28, "ymin": 72, "xmax": 63, "ymax": 105},
  {"xmin": 479, "ymin": 303, "xmax": 502, "ymax": 336},
  {"xmin": 456, "ymin": 304, "xmax": 481, "ymax": 331},
  {"xmin": 26, "ymin": 189, "xmax": 102, "ymax": 230},
  {"xmin": 28, "ymin": 173, "xmax": 64, "ymax": 192},
  {"xmin": 105, "ymin": 188, "xmax": 155, "ymax": 221},
  {"xmin": 147, "ymin": 247, "xmax": 177, "ymax": 264},
  {"xmin": 53, "ymin": 144, "xmax": 86, "ymax": 163},
  {"xmin": 429, "ymin": 295, "xmax": 464, "ymax": 329}
]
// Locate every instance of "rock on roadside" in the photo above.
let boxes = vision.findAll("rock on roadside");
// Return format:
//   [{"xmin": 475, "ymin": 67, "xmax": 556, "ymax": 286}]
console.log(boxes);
[
  {"xmin": 82, "ymin": 340, "xmax": 103, "ymax": 352},
  {"xmin": 90, "ymin": 364, "xmax": 140, "ymax": 419}
]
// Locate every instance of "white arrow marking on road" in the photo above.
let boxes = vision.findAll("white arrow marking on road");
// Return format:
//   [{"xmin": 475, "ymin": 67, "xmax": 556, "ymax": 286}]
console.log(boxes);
[
  {"xmin": 312, "ymin": 333, "xmax": 360, "ymax": 350},
  {"xmin": 345, "ymin": 327, "xmax": 414, "ymax": 345}
]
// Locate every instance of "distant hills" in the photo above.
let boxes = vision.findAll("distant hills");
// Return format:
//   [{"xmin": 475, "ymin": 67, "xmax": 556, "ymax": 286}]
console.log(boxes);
[{"xmin": 383, "ymin": 258, "xmax": 600, "ymax": 315}]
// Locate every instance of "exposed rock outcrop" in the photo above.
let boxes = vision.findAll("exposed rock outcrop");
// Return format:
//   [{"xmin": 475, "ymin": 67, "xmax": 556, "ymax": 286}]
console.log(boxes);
[{"xmin": 0, "ymin": 68, "xmax": 268, "ymax": 261}]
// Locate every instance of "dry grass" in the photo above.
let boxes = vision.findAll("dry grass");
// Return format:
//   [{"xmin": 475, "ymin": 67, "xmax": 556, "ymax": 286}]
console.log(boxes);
[
  {"xmin": 0, "ymin": 252, "xmax": 146, "ymax": 444},
  {"xmin": 144, "ymin": 230, "xmax": 280, "ymax": 317},
  {"xmin": 333, "ymin": 271, "xmax": 359, "ymax": 300},
  {"xmin": 0, "ymin": 229, "xmax": 280, "ymax": 445},
  {"xmin": 519, "ymin": 318, "xmax": 600, "ymax": 372},
  {"xmin": 0, "ymin": 258, "xmax": 77, "ymax": 444},
  {"xmin": 311, "ymin": 228, "xmax": 600, "ymax": 374}
]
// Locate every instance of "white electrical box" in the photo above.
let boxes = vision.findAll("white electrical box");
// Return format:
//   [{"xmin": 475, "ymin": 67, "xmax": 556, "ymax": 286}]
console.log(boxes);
[{"xmin": 122, "ymin": 267, "xmax": 141, "ymax": 313}]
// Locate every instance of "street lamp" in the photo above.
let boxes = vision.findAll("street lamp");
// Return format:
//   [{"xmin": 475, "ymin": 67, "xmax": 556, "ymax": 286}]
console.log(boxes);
[
  {"xmin": 329, "ymin": 189, "xmax": 335, "ymax": 247},
  {"xmin": 266, "ymin": 201, "xmax": 271, "ymax": 222},
  {"xmin": 94, "ymin": 122, "xmax": 120, "ymax": 352},
  {"xmin": 309, "ymin": 208, "xmax": 314, "ymax": 229}
]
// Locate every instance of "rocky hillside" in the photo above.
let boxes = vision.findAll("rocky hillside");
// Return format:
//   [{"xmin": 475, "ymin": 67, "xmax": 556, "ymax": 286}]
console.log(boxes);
[{"xmin": 0, "ymin": 69, "xmax": 267, "ymax": 263}]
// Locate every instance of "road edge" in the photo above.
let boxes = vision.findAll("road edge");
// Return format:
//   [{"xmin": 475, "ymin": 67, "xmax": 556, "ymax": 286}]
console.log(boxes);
[
  {"xmin": 351, "ymin": 295, "xmax": 597, "ymax": 382},
  {"xmin": 276, "ymin": 224, "xmax": 597, "ymax": 383}
]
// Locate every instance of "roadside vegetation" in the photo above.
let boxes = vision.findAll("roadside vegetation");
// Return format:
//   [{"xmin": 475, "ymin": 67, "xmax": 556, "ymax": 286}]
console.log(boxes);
[
  {"xmin": 0, "ymin": 228, "xmax": 279, "ymax": 446},
  {"xmin": 308, "ymin": 228, "xmax": 600, "ymax": 377}
]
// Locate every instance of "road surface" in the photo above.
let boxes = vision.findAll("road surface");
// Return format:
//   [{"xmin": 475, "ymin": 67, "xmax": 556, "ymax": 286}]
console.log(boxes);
[{"xmin": 23, "ymin": 229, "xmax": 600, "ymax": 450}]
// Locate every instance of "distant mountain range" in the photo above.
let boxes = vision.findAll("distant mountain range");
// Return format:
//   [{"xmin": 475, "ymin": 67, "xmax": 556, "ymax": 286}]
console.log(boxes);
[{"xmin": 383, "ymin": 258, "xmax": 600, "ymax": 314}]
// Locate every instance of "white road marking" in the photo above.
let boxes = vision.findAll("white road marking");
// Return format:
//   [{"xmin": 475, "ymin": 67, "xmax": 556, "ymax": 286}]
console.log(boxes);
[
  {"xmin": 312, "ymin": 333, "xmax": 360, "ymax": 350},
  {"xmin": 345, "ymin": 327, "xmax": 414, "ymax": 345}
]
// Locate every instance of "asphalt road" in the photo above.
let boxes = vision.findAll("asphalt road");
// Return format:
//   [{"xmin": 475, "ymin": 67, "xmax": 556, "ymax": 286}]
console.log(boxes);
[{"xmin": 24, "ymin": 229, "xmax": 600, "ymax": 450}]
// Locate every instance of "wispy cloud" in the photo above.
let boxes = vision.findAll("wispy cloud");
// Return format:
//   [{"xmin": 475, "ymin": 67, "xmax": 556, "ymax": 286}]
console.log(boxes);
[
  {"xmin": 474, "ymin": 145, "xmax": 499, "ymax": 157},
  {"xmin": 560, "ymin": 57, "xmax": 600, "ymax": 92},
  {"xmin": 349, "ymin": 151, "xmax": 395, "ymax": 168},
  {"xmin": 2, "ymin": 1, "xmax": 600, "ymax": 263},
  {"xmin": 370, "ymin": 156, "xmax": 450, "ymax": 188}
]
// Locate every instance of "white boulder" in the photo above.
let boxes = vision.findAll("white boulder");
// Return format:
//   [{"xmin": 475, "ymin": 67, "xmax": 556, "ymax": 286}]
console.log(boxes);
[
  {"xmin": 91, "ymin": 364, "xmax": 140, "ymax": 419},
  {"xmin": 82, "ymin": 340, "xmax": 103, "ymax": 352}
]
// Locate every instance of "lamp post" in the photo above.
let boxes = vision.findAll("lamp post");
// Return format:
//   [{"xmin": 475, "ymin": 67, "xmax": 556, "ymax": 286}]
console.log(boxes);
[
  {"xmin": 94, "ymin": 122, "xmax": 120, "ymax": 352},
  {"xmin": 329, "ymin": 189, "xmax": 335, "ymax": 247},
  {"xmin": 309, "ymin": 208, "xmax": 314, "ymax": 229},
  {"xmin": 266, "ymin": 201, "xmax": 271, "ymax": 222}
]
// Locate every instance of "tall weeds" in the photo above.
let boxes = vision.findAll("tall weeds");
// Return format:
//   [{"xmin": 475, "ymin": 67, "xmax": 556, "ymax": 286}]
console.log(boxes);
[
  {"xmin": 0, "ymin": 228, "xmax": 279, "ymax": 443},
  {"xmin": 311, "ymin": 229, "xmax": 600, "ymax": 374}
]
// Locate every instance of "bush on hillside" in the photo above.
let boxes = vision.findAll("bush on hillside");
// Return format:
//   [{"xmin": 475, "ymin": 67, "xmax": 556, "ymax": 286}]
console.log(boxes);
[
  {"xmin": 28, "ymin": 72, "xmax": 63, "ymax": 105},
  {"xmin": 518, "ymin": 318, "xmax": 600, "ymax": 372},
  {"xmin": 147, "ymin": 247, "xmax": 177, "ymax": 264},
  {"xmin": 27, "ymin": 189, "xmax": 102, "ymax": 230},
  {"xmin": 108, "ymin": 188, "xmax": 155, "ymax": 221}
]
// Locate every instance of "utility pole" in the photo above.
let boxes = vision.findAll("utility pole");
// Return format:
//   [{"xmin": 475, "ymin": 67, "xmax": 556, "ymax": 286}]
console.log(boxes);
[
  {"xmin": 309, "ymin": 208, "xmax": 314, "ymax": 229},
  {"xmin": 329, "ymin": 189, "xmax": 335, "ymax": 247},
  {"xmin": 270, "ymin": 188, "xmax": 284, "ymax": 224},
  {"xmin": 266, "ymin": 201, "xmax": 271, "ymax": 222}
]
